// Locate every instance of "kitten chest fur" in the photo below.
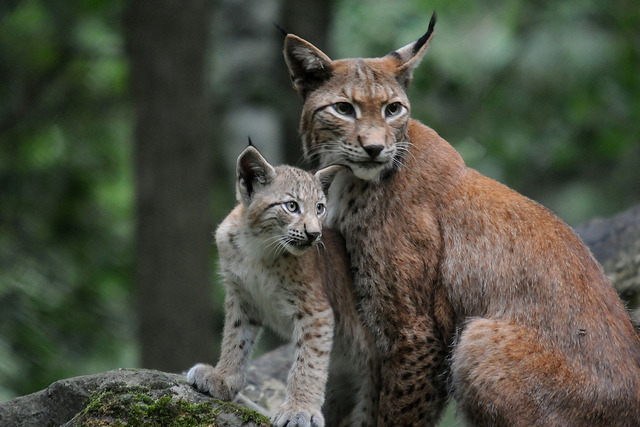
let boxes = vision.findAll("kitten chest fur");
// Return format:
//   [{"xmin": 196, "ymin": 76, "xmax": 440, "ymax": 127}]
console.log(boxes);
[{"xmin": 216, "ymin": 207, "xmax": 323, "ymax": 337}]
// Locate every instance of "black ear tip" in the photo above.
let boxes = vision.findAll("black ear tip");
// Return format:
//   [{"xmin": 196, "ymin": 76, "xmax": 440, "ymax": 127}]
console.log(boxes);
[
  {"xmin": 429, "ymin": 11, "xmax": 437, "ymax": 32},
  {"xmin": 273, "ymin": 22, "xmax": 289, "ymax": 37},
  {"xmin": 247, "ymin": 136, "xmax": 254, "ymax": 147},
  {"xmin": 413, "ymin": 11, "xmax": 437, "ymax": 54}
]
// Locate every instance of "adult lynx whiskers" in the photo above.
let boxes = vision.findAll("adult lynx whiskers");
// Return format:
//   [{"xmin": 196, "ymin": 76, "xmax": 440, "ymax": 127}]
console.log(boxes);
[
  {"xmin": 187, "ymin": 145, "xmax": 378, "ymax": 426},
  {"xmin": 282, "ymin": 12, "xmax": 640, "ymax": 426}
]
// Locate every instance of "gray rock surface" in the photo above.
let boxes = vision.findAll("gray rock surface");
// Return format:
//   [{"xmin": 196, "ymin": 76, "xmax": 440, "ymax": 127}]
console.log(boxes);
[
  {"xmin": 0, "ymin": 346, "xmax": 293, "ymax": 426},
  {"xmin": 575, "ymin": 204, "xmax": 640, "ymax": 321}
]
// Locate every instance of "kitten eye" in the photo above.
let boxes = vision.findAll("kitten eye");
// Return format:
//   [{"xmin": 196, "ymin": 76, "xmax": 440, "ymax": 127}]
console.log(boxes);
[
  {"xmin": 283, "ymin": 201, "xmax": 300, "ymax": 213},
  {"xmin": 384, "ymin": 102, "xmax": 403, "ymax": 117},
  {"xmin": 316, "ymin": 203, "xmax": 326, "ymax": 216},
  {"xmin": 333, "ymin": 102, "xmax": 356, "ymax": 117}
]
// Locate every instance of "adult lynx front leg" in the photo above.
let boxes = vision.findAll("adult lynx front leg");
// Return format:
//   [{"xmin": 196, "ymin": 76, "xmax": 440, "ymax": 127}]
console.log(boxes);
[
  {"xmin": 346, "ymin": 351, "xmax": 380, "ymax": 426},
  {"xmin": 377, "ymin": 320, "xmax": 449, "ymax": 425},
  {"xmin": 187, "ymin": 287, "xmax": 261, "ymax": 401}
]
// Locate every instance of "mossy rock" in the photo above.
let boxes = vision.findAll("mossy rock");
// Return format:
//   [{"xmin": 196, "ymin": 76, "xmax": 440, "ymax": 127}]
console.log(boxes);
[
  {"xmin": 69, "ymin": 381, "xmax": 270, "ymax": 426},
  {"xmin": 0, "ymin": 345, "xmax": 294, "ymax": 426}
]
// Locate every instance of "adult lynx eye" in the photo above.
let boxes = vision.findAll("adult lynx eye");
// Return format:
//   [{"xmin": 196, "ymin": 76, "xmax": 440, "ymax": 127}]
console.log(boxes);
[
  {"xmin": 284, "ymin": 201, "xmax": 299, "ymax": 213},
  {"xmin": 333, "ymin": 102, "xmax": 356, "ymax": 117},
  {"xmin": 316, "ymin": 203, "xmax": 326, "ymax": 216},
  {"xmin": 385, "ymin": 102, "xmax": 403, "ymax": 117}
]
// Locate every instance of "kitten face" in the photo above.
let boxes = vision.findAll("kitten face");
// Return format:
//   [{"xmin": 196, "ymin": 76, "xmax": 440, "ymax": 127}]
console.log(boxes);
[
  {"xmin": 246, "ymin": 166, "xmax": 327, "ymax": 257},
  {"xmin": 235, "ymin": 146, "xmax": 341, "ymax": 259}
]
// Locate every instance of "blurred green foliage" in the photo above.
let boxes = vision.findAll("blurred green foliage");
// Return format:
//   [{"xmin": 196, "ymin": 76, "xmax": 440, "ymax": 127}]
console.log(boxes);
[
  {"xmin": 0, "ymin": 0, "xmax": 134, "ymax": 399},
  {"xmin": 0, "ymin": 0, "xmax": 638, "ymax": 403},
  {"xmin": 333, "ymin": 0, "xmax": 640, "ymax": 225}
]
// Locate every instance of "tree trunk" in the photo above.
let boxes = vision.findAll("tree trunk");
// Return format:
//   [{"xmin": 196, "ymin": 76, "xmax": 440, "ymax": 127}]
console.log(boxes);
[
  {"xmin": 125, "ymin": 0, "xmax": 216, "ymax": 372},
  {"xmin": 278, "ymin": 0, "xmax": 333, "ymax": 166}
]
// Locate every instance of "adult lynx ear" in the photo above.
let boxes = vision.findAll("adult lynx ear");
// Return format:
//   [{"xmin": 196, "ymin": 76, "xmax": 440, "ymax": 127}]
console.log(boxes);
[
  {"xmin": 315, "ymin": 165, "xmax": 346, "ymax": 194},
  {"xmin": 236, "ymin": 145, "xmax": 276, "ymax": 204},
  {"xmin": 388, "ymin": 12, "xmax": 437, "ymax": 88},
  {"xmin": 283, "ymin": 35, "xmax": 333, "ymax": 98}
]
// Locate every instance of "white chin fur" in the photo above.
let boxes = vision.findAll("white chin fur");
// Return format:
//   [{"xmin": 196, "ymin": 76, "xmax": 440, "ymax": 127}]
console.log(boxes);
[{"xmin": 352, "ymin": 165, "xmax": 386, "ymax": 181}]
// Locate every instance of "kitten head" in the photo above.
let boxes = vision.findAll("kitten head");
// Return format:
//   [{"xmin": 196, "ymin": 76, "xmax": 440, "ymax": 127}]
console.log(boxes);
[
  {"xmin": 236, "ymin": 145, "xmax": 342, "ymax": 256},
  {"xmin": 282, "ymin": 13, "xmax": 436, "ymax": 181}
]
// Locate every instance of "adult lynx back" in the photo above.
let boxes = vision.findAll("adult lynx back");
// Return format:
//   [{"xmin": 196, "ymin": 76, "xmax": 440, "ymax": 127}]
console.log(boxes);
[{"xmin": 282, "ymin": 13, "xmax": 640, "ymax": 426}]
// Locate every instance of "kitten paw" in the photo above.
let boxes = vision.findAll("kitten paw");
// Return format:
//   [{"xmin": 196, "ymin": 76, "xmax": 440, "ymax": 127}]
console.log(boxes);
[
  {"xmin": 271, "ymin": 405, "xmax": 324, "ymax": 427},
  {"xmin": 186, "ymin": 363, "xmax": 238, "ymax": 401}
]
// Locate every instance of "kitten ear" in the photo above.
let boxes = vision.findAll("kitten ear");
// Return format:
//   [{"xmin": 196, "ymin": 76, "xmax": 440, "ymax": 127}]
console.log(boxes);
[
  {"xmin": 236, "ymin": 146, "xmax": 276, "ymax": 204},
  {"xmin": 387, "ymin": 12, "xmax": 436, "ymax": 88},
  {"xmin": 315, "ymin": 164, "xmax": 345, "ymax": 194},
  {"xmin": 283, "ymin": 35, "xmax": 333, "ymax": 98}
]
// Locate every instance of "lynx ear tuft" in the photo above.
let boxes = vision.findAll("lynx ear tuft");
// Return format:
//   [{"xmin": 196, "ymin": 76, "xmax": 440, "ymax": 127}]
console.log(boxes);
[
  {"xmin": 412, "ymin": 11, "xmax": 437, "ymax": 56},
  {"xmin": 315, "ymin": 164, "xmax": 346, "ymax": 194},
  {"xmin": 273, "ymin": 22, "xmax": 289, "ymax": 37},
  {"xmin": 236, "ymin": 146, "xmax": 276, "ymax": 204},
  {"xmin": 388, "ymin": 11, "xmax": 437, "ymax": 88},
  {"xmin": 283, "ymin": 35, "xmax": 333, "ymax": 98}
]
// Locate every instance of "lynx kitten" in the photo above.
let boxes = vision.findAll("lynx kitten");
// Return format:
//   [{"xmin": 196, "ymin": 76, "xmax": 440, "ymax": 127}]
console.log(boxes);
[{"xmin": 187, "ymin": 145, "xmax": 378, "ymax": 426}]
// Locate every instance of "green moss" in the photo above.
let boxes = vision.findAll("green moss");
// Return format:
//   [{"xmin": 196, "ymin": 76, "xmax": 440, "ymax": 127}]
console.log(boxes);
[
  {"xmin": 212, "ymin": 399, "xmax": 271, "ymax": 425},
  {"xmin": 74, "ymin": 383, "xmax": 270, "ymax": 426}
]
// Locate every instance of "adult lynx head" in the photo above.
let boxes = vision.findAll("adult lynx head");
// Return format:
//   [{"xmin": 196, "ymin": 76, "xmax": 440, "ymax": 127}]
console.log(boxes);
[
  {"xmin": 235, "ymin": 144, "xmax": 341, "ymax": 257},
  {"xmin": 283, "ymin": 13, "xmax": 436, "ymax": 181}
]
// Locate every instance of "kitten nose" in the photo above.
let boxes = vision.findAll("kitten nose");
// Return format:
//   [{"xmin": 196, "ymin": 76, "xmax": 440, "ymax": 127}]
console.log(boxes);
[
  {"xmin": 364, "ymin": 145, "xmax": 384, "ymax": 158},
  {"xmin": 305, "ymin": 230, "xmax": 321, "ymax": 243}
]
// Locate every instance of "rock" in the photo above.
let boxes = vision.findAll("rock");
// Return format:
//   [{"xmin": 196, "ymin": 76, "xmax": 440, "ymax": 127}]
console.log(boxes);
[
  {"xmin": 0, "ymin": 346, "xmax": 293, "ymax": 426},
  {"xmin": 241, "ymin": 345, "xmax": 291, "ymax": 411},
  {"xmin": 575, "ymin": 204, "xmax": 640, "ymax": 322}
]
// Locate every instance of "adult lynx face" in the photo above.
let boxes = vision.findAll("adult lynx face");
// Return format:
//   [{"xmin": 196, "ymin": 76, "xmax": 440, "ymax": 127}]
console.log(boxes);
[{"xmin": 284, "ymin": 14, "xmax": 436, "ymax": 181}]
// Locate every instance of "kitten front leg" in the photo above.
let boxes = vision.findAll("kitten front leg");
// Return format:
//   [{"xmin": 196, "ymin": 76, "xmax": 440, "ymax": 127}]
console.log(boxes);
[
  {"xmin": 272, "ymin": 305, "xmax": 334, "ymax": 427},
  {"xmin": 188, "ymin": 287, "xmax": 261, "ymax": 401}
]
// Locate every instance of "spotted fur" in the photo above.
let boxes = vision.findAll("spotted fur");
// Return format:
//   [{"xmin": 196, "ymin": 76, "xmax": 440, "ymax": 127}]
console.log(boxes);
[
  {"xmin": 283, "ymin": 13, "xmax": 640, "ymax": 426},
  {"xmin": 187, "ymin": 146, "xmax": 378, "ymax": 426}
]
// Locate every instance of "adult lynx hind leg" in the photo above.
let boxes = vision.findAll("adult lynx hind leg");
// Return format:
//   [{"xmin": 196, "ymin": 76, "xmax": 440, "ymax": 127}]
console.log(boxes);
[{"xmin": 450, "ymin": 317, "xmax": 638, "ymax": 427}]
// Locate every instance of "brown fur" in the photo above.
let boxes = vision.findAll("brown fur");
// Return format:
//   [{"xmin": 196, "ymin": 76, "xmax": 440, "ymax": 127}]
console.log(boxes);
[{"xmin": 283, "ymin": 15, "xmax": 640, "ymax": 426}]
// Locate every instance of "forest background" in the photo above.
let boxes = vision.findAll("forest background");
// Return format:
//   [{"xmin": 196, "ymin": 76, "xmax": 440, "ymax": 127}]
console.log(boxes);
[{"xmin": 1, "ymin": 0, "xmax": 639, "ymax": 410}]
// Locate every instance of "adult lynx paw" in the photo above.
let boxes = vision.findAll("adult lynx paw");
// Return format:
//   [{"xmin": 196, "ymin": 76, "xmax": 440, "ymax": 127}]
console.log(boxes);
[
  {"xmin": 271, "ymin": 404, "xmax": 325, "ymax": 427},
  {"xmin": 186, "ymin": 363, "xmax": 238, "ymax": 401}
]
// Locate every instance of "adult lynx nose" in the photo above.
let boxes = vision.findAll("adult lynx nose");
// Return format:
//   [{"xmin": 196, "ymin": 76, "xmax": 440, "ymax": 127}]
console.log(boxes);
[{"xmin": 363, "ymin": 145, "xmax": 384, "ymax": 158}]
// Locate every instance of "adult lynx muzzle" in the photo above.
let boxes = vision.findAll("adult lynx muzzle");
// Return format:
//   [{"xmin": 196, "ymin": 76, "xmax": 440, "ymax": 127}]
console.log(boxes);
[{"xmin": 282, "ymin": 13, "xmax": 640, "ymax": 426}]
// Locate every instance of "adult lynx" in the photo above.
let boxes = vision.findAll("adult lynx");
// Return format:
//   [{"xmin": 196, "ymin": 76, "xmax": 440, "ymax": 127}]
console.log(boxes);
[
  {"xmin": 187, "ymin": 146, "xmax": 377, "ymax": 426},
  {"xmin": 282, "ymin": 13, "xmax": 640, "ymax": 426}
]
